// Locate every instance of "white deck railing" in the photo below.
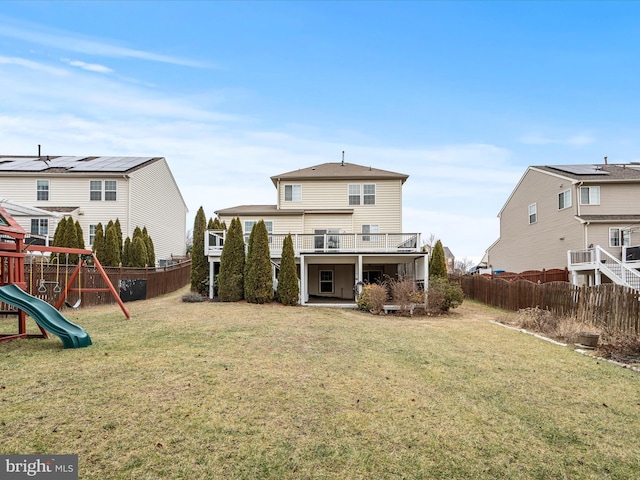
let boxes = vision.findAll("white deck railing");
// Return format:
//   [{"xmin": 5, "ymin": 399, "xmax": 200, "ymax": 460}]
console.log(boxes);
[
  {"xmin": 205, "ymin": 230, "xmax": 422, "ymax": 257},
  {"xmin": 568, "ymin": 245, "xmax": 640, "ymax": 291}
]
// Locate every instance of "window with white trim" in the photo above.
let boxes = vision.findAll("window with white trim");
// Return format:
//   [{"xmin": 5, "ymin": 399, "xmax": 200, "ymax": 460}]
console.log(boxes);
[
  {"xmin": 284, "ymin": 184, "xmax": 301, "ymax": 202},
  {"xmin": 243, "ymin": 220, "xmax": 274, "ymax": 242},
  {"xmin": 348, "ymin": 184, "xmax": 361, "ymax": 205},
  {"xmin": 37, "ymin": 180, "xmax": 49, "ymax": 201},
  {"xmin": 363, "ymin": 184, "xmax": 376, "ymax": 205},
  {"xmin": 580, "ymin": 186, "xmax": 600, "ymax": 205},
  {"xmin": 105, "ymin": 180, "xmax": 117, "ymax": 201},
  {"xmin": 558, "ymin": 189, "xmax": 571, "ymax": 210},
  {"xmin": 89, "ymin": 224, "xmax": 97, "ymax": 245},
  {"xmin": 90, "ymin": 180, "xmax": 102, "ymax": 201},
  {"xmin": 362, "ymin": 224, "xmax": 379, "ymax": 242},
  {"xmin": 319, "ymin": 270, "xmax": 334, "ymax": 293},
  {"xmin": 528, "ymin": 203, "xmax": 537, "ymax": 224},
  {"xmin": 30, "ymin": 218, "xmax": 48, "ymax": 236},
  {"xmin": 610, "ymin": 228, "xmax": 631, "ymax": 247}
]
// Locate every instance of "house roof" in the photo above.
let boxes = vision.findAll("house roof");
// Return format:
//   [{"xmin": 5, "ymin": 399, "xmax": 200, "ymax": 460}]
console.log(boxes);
[
  {"xmin": 575, "ymin": 214, "xmax": 640, "ymax": 224},
  {"xmin": 533, "ymin": 164, "xmax": 640, "ymax": 182},
  {"xmin": 0, "ymin": 198, "xmax": 63, "ymax": 218},
  {"xmin": 215, "ymin": 205, "xmax": 355, "ymax": 216},
  {"xmin": 270, "ymin": 162, "xmax": 409, "ymax": 187},
  {"xmin": 0, "ymin": 155, "xmax": 162, "ymax": 174}
]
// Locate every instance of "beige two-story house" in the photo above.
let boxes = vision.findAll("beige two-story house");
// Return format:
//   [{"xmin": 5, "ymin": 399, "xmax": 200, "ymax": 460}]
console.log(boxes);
[
  {"xmin": 0, "ymin": 155, "xmax": 188, "ymax": 264},
  {"xmin": 206, "ymin": 161, "xmax": 428, "ymax": 305},
  {"xmin": 487, "ymin": 163, "xmax": 640, "ymax": 288}
]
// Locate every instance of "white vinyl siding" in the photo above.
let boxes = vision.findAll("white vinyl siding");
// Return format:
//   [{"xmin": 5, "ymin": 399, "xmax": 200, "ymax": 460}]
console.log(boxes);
[
  {"xmin": 37, "ymin": 180, "xmax": 49, "ymax": 201},
  {"xmin": 580, "ymin": 186, "xmax": 600, "ymax": 205},
  {"xmin": 528, "ymin": 203, "xmax": 537, "ymax": 224},
  {"xmin": 284, "ymin": 184, "xmax": 301, "ymax": 202},
  {"xmin": 558, "ymin": 189, "xmax": 571, "ymax": 210},
  {"xmin": 610, "ymin": 228, "xmax": 630, "ymax": 247}
]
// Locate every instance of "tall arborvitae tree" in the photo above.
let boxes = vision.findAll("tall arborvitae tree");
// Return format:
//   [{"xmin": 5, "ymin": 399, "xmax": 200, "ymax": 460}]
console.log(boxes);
[
  {"xmin": 131, "ymin": 236, "xmax": 148, "ymax": 268},
  {"xmin": 122, "ymin": 237, "xmax": 132, "ymax": 267},
  {"xmin": 132, "ymin": 226, "xmax": 143, "ymax": 242},
  {"xmin": 142, "ymin": 227, "xmax": 155, "ymax": 267},
  {"xmin": 429, "ymin": 239, "xmax": 448, "ymax": 279},
  {"xmin": 191, "ymin": 206, "xmax": 208, "ymax": 294},
  {"xmin": 63, "ymin": 216, "xmax": 79, "ymax": 263},
  {"xmin": 207, "ymin": 217, "xmax": 215, "ymax": 230},
  {"xmin": 104, "ymin": 225, "xmax": 121, "ymax": 267},
  {"xmin": 92, "ymin": 223, "xmax": 105, "ymax": 261},
  {"xmin": 53, "ymin": 217, "xmax": 67, "ymax": 247},
  {"xmin": 217, "ymin": 217, "xmax": 245, "ymax": 301},
  {"xmin": 75, "ymin": 221, "xmax": 85, "ymax": 250},
  {"xmin": 245, "ymin": 221, "xmax": 273, "ymax": 304},
  {"xmin": 114, "ymin": 218, "xmax": 123, "ymax": 256},
  {"xmin": 277, "ymin": 233, "xmax": 299, "ymax": 306}
]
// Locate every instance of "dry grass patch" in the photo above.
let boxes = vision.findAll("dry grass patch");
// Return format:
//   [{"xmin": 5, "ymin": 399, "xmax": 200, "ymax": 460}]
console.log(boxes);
[{"xmin": 1, "ymin": 293, "xmax": 639, "ymax": 479}]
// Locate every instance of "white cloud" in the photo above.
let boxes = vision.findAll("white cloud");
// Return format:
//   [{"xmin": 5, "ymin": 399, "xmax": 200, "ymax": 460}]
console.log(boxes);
[
  {"xmin": 519, "ymin": 132, "xmax": 596, "ymax": 146},
  {"xmin": 0, "ymin": 55, "xmax": 68, "ymax": 75},
  {"xmin": 62, "ymin": 58, "xmax": 113, "ymax": 74}
]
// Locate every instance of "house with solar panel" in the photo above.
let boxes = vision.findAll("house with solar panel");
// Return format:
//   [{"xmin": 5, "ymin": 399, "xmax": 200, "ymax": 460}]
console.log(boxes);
[
  {"xmin": 0, "ymin": 154, "xmax": 188, "ymax": 264},
  {"xmin": 205, "ymin": 161, "xmax": 428, "ymax": 306},
  {"xmin": 486, "ymin": 162, "xmax": 640, "ymax": 290}
]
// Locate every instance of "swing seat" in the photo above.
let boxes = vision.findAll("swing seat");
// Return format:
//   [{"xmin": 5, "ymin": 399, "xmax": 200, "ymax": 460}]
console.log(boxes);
[{"xmin": 65, "ymin": 298, "xmax": 81, "ymax": 309}]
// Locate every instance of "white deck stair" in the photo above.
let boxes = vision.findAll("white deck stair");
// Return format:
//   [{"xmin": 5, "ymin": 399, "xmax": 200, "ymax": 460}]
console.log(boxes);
[{"xmin": 568, "ymin": 246, "xmax": 640, "ymax": 291}]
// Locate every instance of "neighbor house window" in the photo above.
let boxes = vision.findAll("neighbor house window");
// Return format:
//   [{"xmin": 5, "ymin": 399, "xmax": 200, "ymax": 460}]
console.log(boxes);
[
  {"xmin": 362, "ymin": 224, "xmax": 379, "ymax": 242},
  {"xmin": 348, "ymin": 184, "xmax": 361, "ymax": 205},
  {"xmin": 580, "ymin": 186, "xmax": 600, "ymax": 205},
  {"xmin": 90, "ymin": 180, "xmax": 102, "ymax": 201},
  {"xmin": 363, "ymin": 184, "xmax": 376, "ymax": 205},
  {"xmin": 36, "ymin": 180, "xmax": 49, "ymax": 201},
  {"xmin": 105, "ymin": 180, "xmax": 117, "ymax": 201},
  {"xmin": 610, "ymin": 228, "xmax": 631, "ymax": 247},
  {"xmin": 528, "ymin": 203, "xmax": 537, "ymax": 224},
  {"xmin": 243, "ymin": 220, "xmax": 274, "ymax": 242},
  {"xmin": 284, "ymin": 184, "xmax": 301, "ymax": 202},
  {"xmin": 89, "ymin": 224, "xmax": 97, "ymax": 245},
  {"xmin": 319, "ymin": 270, "xmax": 334, "ymax": 293},
  {"xmin": 30, "ymin": 218, "xmax": 48, "ymax": 236},
  {"xmin": 558, "ymin": 189, "xmax": 571, "ymax": 210}
]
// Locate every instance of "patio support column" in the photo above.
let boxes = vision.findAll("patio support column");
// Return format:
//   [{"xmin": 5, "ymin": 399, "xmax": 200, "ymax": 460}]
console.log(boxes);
[
  {"xmin": 423, "ymin": 252, "xmax": 429, "ymax": 310},
  {"xmin": 208, "ymin": 258, "xmax": 214, "ymax": 299},
  {"xmin": 300, "ymin": 254, "xmax": 306, "ymax": 305},
  {"xmin": 357, "ymin": 255, "xmax": 363, "ymax": 283}
]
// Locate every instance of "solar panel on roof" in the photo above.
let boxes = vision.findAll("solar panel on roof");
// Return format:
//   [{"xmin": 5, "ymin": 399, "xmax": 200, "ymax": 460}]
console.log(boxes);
[{"xmin": 548, "ymin": 165, "xmax": 609, "ymax": 175}]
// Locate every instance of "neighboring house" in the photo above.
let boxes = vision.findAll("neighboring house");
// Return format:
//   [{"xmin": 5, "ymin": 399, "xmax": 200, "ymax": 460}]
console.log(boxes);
[
  {"xmin": 0, "ymin": 155, "xmax": 188, "ymax": 264},
  {"xmin": 422, "ymin": 244, "xmax": 455, "ymax": 274},
  {"xmin": 487, "ymin": 163, "xmax": 640, "ymax": 288},
  {"xmin": 206, "ymin": 161, "xmax": 427, "ymax": 306},
  {"xmin": 0, "ymin": 198, "xmax": 63, "ymax": 245}
]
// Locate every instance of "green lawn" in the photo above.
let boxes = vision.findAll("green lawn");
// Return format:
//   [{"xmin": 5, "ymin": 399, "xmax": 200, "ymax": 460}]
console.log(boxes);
[{"xmin": 1, "ymin": 289, "xmax": 639, "ymax": 479}]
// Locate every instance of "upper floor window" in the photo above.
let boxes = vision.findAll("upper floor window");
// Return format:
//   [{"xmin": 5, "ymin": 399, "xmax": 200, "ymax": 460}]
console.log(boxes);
[
  {"xmin": 37, "ymin": 180, "xmax": 49, "ymax": 201},
  {"xmin": 348, "ymin": 183, "xmax": 376, "ymax": 205},
  {"xmin": 558, "ymin": 189, "xmax": 571, "ymax": 210},
  {"xmin": 610, "ymin": 228, "xmax": 631, "ymax": 247},
  {"xmin": 30, "ymin": 218, "xmax": 48, "ymax": 236},
  {"xmin": 90, "ymin": 181, "xmax": 102, "ymax": 201},
  {"xmin": 580, "ymin": 186, "xmax": 600, "ymax": 205},
  {"xmin": 348, "ymin": 184, "xmax": 361, "ymax": 205},
  {"xmin": 284, "ymin": 184, "xmax": 301, "ymax": 202},
  {"xmin": 362, "ymin": 224, "xmax": 379, "ymax": 242},
  {"xmin": 91, "ymin": 180, "xmax": 117, "ymax": 201},
  {"xmin": 243, "ymin": 220, "xmax": 274, "ymax": 242},
  {"xmin": 528, "ymin": 203, "xmax": 537, "ymax": 224}
]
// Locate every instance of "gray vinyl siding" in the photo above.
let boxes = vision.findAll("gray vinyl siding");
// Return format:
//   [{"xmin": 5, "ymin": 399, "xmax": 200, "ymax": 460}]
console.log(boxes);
[{"xmin": 128, "ymin": 158, "xmax": 188, "ymax": 262}]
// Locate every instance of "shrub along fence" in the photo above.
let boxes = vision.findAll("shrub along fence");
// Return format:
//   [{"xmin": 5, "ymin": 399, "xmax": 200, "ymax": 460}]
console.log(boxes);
[
  {"xmin": 456, "ymin": 274, "xmax": 640, "ymax": 337},
  {"xmin": 24, "ymin": 258, "xmax": 191, "ymax": 308}
]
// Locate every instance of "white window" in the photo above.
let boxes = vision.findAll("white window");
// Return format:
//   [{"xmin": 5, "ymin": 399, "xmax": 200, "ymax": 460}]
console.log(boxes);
[
  {"xmin": 243, "ymin": 220, "xmax": 274, "ymax": 242},
  {"xmin": 363, "ymin": 184, "xmax": 376, "ymax": 205},
  {"xmin": 348, "ymin": 184, "xmax": 361, "ymax": 205},
  {"xmin": 37, "ymin": 180, "xmax": 49, "ymax": 201},
  {"xmin": 284, "ymin": 184, "xmax": 301, "ymax": 202},
  {"xmin": 580, "ymin": 186, "xmax": 600, "ymax": 205},
  {"xmin": 558, "ymin": 189, "xmax": 571, "ymax": 210},
  {"xmin": 90, "ymin": 180, "xmax": 102, "ymax": 201},
  {"xmin": 362, "ymin": 224, "xmax": 379, "ymax": 242},
  {"xmin": 528, "ymin": 203, "xmax": 537, "ymax": 225},
  {"xmin": 89, "ymin": 224, "xmax": 97, "ymax": 245},
  {"xmin": 105, "ymin": 180, "xmax": 117, "ymax": 201},
  {"xmin": 319, "ymin": 270, "xmax": 334, "ymax": 293},
  {"xmin": 610, "ymin": 228, "xmax": 631, "ymax": 247},
  {"xmin": 30, "ymin": 218, "xmax": 48, "ymax": 236}
]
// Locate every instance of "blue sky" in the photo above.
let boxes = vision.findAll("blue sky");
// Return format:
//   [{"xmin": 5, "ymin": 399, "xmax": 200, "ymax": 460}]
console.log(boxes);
[{"xmin": 1, "ymin": 1, "xmax": 640, "ymax": 263}]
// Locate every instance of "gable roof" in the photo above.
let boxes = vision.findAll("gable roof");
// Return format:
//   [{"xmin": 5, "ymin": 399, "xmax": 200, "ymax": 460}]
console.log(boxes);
[
  {"xmin": 532, "ymin": 164, "xmax": 640, "ymax": 182},
  {"xmin": 215, "ymin": 204, "xmax": 354, "ymax": 216},
  {"xmin": 0, "ymin": 198, "xmax": 63, "ymax": 218},
  {"xmin": 0, "ymin": 155, "xmax": 162, "ymax": 174},
  {"xmin": 270, "ymin": 162, "xmax": 409, "ymax": 187}
]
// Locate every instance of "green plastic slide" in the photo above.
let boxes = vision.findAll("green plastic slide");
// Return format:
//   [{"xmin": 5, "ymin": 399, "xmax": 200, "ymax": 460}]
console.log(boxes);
[{"xmin": 0, "ymin": 284, "xmax": 92, "ymax": 348}]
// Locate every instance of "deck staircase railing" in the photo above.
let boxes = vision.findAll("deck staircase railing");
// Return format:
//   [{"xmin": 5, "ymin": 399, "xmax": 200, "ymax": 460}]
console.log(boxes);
[{"xmin": 569, "ymin": 246, "xmax": 640, "ymax": 291}]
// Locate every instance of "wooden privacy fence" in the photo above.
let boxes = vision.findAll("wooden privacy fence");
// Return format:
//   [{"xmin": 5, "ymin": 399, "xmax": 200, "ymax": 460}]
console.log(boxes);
[
  {"xmin": 24, "ymin": 258, "xmax": 191, "ymax": 308},
  {"xmin": 457, "ymin": 274, "xmax": 640, "ymax": 336},
  {"xmin": 491, "ymin": 268, "xmax": 569, "ymax": 283}
]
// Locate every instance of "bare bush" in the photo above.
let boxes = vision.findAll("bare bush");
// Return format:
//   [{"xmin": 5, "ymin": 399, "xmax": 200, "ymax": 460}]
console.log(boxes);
[{"xmin": 357, "ymin": 284, "xmax": 387, "ymax": 314}]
